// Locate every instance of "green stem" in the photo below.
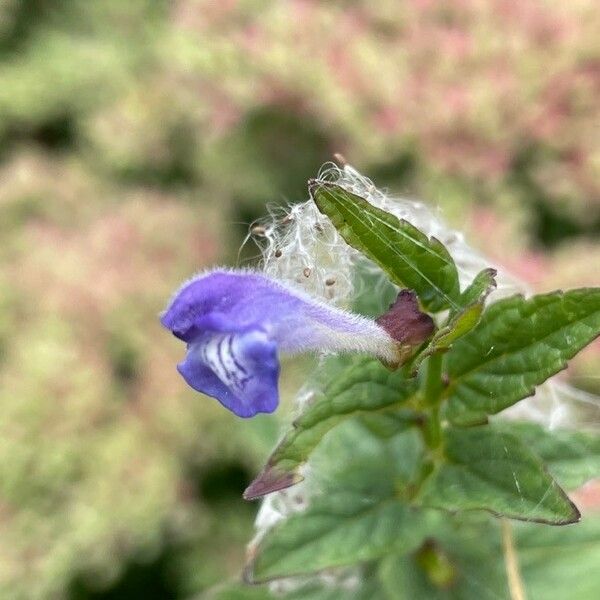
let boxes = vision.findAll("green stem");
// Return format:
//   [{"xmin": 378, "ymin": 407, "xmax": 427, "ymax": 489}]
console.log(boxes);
[
  {"xmin": 422, "ymin": 353, "xmax": 443, "ymax": 448},
  {"xmin": 424, "ymin": 352, "xmax": 443, "ymax": 407},
  {"xmin": 502, "ymin": 519, "xmax": 527, "ymax": 600}
]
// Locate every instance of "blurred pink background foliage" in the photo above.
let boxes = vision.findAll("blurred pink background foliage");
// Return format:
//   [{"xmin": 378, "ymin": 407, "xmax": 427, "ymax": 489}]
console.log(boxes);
[{"xmin": 0, "ymin": 0, "xmax": 598, "ymax": 597}]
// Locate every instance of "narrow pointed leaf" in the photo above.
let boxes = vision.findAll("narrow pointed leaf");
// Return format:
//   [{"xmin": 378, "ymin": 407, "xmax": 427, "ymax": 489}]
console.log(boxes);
[
  {"xmin": 413, "ymin": 303, "xmax": 484, "ymax": 373},
  {"xmin": 456, "ymin": 267, "xmax": 497, "ymax": 311},
  {"xmin": 244, "ymin": 356, "xmax": 417, "ymax": 499},
  {"xmin": 413, "ymin": 269, "xmax": 496, "ymax": 371},
  {"xmin": 309, "ymin": 180, "xmax": 460, "ymax": 312},
  {"xmin": 445, "ymin": 288, "xmax": 600, "ymax": 425},
  {"xmin": 433, "ymin": 303, "xmax": 485, "ymax": 350},
  {"xmin": 417, "ymin": 426, "xmax": 580, "ymax": 524}
]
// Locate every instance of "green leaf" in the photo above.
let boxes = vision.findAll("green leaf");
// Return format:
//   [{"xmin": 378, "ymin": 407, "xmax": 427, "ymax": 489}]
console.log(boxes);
[
  {"xmin": 379, "ymin": 513, "xmax": 600, "ymax": 600},
  {"xmin": 244, "ymin": 356, "xmax": 418, "ymax": 500},
  {"xmin": 201, "ymin": 582, "xmax": 273, "ymax": 600},
  {"xmin": 412, "ymin": 269, "xmax": 496, "ymax": 372},
  {"xmin": 413, "ymin": 304, "xmax": 483, "ymax": 373},
  {"xmin": 379, "ymin": 553, "xmax": 445, "ymax": 600},
  {"xmin": 201, "ymin": 578, "xmax": 385, "ymax": 600},
  {"xmin": 516, "ymin": 515, "xmax": 600, "ymax": 600},
  {"xmin": 417, "ymin": 426, "xmax": 579, "ymax": 524},
  {"xmin": 378, "ymin": 529, "xmax": 508, "ymax": 600},
  {"xmin": 445, "ymin": 288, "xmax": 600, "ymax": 425},
  {"xmin": 309, "ymin": 180, "xmax": 460, "ymax": 312},
  {"xmin": 359, "ymin": 411, "xmax": 416, "ymax": 439},
  {"xmin": 492, "ymin": 422, "xmax": 600, "ymax": 490},
  {"xmin": 247, "ymin": 422, "xmax": 431, "ymax": 582},
  {"xmin": 205, "ymin": 568, "xmax": 387, "ymax": 599},
  {"xmin": 309, "ymin": 421, "xmax": 427, "ymax": 507},
  {"xmin": 457, "ymin": 268, "xmax": 497, "ymax": 310},
  {"xmin": 284, "ymin": 576, "xmax": 387, "ymax": 600},
  {"xmin": 248, "ymin": 494, "xmax": 429, "ymax": 582},
  {"xmin": 433, "ymin": 303, "xmax": 485, "ymax": 350}
]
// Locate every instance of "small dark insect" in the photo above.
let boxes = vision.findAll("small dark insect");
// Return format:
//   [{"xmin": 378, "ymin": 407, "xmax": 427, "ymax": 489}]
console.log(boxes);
[
  {"xmin": 274, "ymin": 249, "xmax": 282, "ymax": 258},
  {"xmin": 325, "ymin": 277, "xmax": 336, "ymax": 286},
  {"xmin": 303, "ymin": 268, "xmax": 311, "ymax": 278}
]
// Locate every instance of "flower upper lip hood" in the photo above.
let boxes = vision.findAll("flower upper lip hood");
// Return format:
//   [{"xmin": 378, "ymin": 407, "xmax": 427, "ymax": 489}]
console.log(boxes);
[{"xmin": 161, "ymin": 269, "xmax": 405, "ymax": 418}]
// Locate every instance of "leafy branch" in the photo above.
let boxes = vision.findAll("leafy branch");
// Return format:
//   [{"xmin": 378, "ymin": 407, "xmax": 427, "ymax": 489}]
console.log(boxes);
[{"xmin": 238, "ymin": 176, "xmax": 600, "ymax": 598}]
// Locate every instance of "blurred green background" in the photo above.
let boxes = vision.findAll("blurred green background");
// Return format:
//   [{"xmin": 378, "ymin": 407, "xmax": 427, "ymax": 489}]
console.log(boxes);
[{"xmin": 0, "ymin": 1, "xmax": 598, "ymax": 598}]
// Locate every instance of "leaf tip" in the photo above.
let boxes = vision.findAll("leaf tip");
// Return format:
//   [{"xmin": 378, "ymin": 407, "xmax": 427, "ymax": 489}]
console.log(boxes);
[
  {"xmin": 243, "ymin": 467, "xmax": 304, "ymax": 500},
  {"xmin": 307, "ymin": 178, "xmax": 323, "ymax": 197},
  {"xmin": 560, "ymin": 497, "xmax": 582, "ymax": 525}
]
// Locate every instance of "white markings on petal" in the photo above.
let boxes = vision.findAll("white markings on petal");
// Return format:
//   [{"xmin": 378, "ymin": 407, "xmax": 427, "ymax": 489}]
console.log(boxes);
[{"xmin": 198, "ymin": 332, "xmax": 253, "ymax": 395}]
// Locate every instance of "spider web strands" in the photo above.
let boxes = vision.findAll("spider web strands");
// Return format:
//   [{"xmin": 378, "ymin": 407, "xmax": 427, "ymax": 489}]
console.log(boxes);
[{"xmin": 502, "ymin": 377, "xmax": 600, "ymax": 431}]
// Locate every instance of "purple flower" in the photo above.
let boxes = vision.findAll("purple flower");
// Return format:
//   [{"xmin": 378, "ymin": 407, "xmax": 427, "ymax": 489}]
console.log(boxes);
[{"xmin": 160, "ymin": 269, "xmax": 404, "ymax": 418}]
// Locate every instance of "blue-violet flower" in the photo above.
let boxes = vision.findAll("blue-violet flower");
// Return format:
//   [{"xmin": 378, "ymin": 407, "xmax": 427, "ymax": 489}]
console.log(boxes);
[{"xmin": 161, "ymin": 269, "xmax": 405, "ymax": 417}]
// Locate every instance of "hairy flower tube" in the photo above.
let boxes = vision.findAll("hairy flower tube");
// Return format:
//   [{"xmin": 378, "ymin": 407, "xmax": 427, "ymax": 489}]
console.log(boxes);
[{"xmin": 161, "ymin": 269, "xmax": 413, "ymax": 417}]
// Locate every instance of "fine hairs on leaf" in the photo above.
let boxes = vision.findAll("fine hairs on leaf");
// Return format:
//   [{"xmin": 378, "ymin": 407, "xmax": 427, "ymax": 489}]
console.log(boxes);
[{"xmin": 189, "ymin": 164, "xmax": 600, "ymax": 600}]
